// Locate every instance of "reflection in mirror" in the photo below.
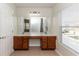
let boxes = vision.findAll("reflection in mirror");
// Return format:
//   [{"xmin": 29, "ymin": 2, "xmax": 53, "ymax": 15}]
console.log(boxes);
[
  {"xmin": 30, "ymin": 17, "xmax": 47, "ymax": 34},
  {"xmin": 17, "ymin": 16, "xmax": 47, "ymax": 34},
  {"xmin": 24, "ymin": 19, "xmax": 30, "ymax": 32},
  {"xmin": 40, "ymin": 18, "xmax": 43, "ymax": 32}
]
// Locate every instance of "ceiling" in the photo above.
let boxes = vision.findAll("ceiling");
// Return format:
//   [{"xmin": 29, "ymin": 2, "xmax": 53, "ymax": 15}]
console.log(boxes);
[{"xmin": 15, "ymin": 3, "xmax": 56, "ymax": 7}]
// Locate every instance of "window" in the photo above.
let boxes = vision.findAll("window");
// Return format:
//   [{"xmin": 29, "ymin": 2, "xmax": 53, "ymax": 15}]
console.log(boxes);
[
  {"xmin": 62, "ymin": 26, "xmax": 79, "ymax": 53},
  {"xmin": 61, "ymin": 5, "xmax": 79, "ymax": 53}
]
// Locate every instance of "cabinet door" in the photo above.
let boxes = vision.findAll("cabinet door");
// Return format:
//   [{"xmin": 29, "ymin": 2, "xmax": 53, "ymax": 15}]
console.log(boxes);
[
  {"xmin": 22, "ymin": 36, "xmax": 29, "ymax": 49},
  {"xmin": 14, "ymin": 36, "xmax": 22, "ymax": 49},
  {"xmin": 48, "ymin": 36, "xmax": 56, "ymax": 50},
  {"xmin": 41, "ymin": 36, "xmax": 48, "ymax": 49}
]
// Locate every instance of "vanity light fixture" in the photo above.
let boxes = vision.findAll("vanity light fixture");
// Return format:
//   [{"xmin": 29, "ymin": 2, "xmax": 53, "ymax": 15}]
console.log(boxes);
[{"xmin": 29, "ymin": 11, "xmax": 40, "ymax": 16}]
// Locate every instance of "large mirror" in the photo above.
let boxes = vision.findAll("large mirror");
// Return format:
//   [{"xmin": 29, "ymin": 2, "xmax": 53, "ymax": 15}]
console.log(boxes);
[
  {"xmin": 17, "ymin": 16, "xmax": 47, "ymax": 34},
  {"xmin": 30, "ymin": 17, "xmax": 46, "ymax": 34}
]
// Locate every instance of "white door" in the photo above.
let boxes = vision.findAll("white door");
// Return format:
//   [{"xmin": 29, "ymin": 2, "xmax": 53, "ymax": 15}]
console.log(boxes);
[{"xmin": 0, "ymin": 4, "xmax": 14, "ymax": 55}]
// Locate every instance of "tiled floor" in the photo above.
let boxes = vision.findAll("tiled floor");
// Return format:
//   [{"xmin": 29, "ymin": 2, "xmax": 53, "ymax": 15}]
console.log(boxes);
[{"xmin": 11, "ymin": 47, "xmax": 59, "ymax": 56}]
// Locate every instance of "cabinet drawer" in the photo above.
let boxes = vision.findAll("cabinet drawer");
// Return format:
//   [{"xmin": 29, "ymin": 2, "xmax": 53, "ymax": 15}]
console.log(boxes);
[
  {"xmin": 23, "ymin": 39, "xmax": 29, "ymax": 49},
  {"xmin": 41, "ymin": 36, "xmax": 48, "ymax": 49}
]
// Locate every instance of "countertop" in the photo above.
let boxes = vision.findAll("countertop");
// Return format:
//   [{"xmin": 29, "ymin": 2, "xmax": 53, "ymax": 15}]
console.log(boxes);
[{"xmin": 14, "ymin": 32, "xmax": 56, "ymax": 36}]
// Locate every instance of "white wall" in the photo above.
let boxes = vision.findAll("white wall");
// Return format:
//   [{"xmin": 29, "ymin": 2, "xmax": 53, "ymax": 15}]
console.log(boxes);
[
  {"xmin": 16, "ymin": 6, "xmax": 53, "ymax": 17},
  {"xmin": 52, "ymin": 3, "xmax": 79, "ymax": 56},
  {"xmin": 0, "ymin": 3, "xmax": 16, "ymax": 56},
  {"xmin": 62, "ymin": 4, "xmax": 79, "ymax": 26}
]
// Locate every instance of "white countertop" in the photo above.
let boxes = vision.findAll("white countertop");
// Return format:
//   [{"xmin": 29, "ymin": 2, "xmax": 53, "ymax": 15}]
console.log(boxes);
[{"xmin": 14, "ymin": 32, "xmax": 56, "ymax": 36}]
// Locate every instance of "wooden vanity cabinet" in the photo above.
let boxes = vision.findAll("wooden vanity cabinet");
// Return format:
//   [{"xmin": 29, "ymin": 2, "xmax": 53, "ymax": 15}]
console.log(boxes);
[
  {"xmin": 48, "ymin": 36, "xmax": 56, "ymax": 50},
  {"xmin": 14, "ymin": 36, "xmax": 56, "ymax": 50},
  {"xmin": 14, "ymin": 36, "xmax": 23, "ymax": 49},
  {"xmin": 14, "ymin": 36, "xmax": 29, "ymax": 50},
  {"xmin": 41, "ymin": 36, "xmax": 56, "ymax": 50},
  {"xmin": 22, "ymin": 36, "xmax": 29, "ymax": 49}
]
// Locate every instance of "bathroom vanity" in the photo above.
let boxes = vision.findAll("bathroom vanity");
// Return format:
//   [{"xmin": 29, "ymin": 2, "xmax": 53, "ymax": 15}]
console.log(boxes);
[
  {"xmin": 14, "ymin": 16, "xmax": 56, "ymax": 50},
  {"xmin": 13, "ymin": 33, "xmax": 56, "ymax": 50}
]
